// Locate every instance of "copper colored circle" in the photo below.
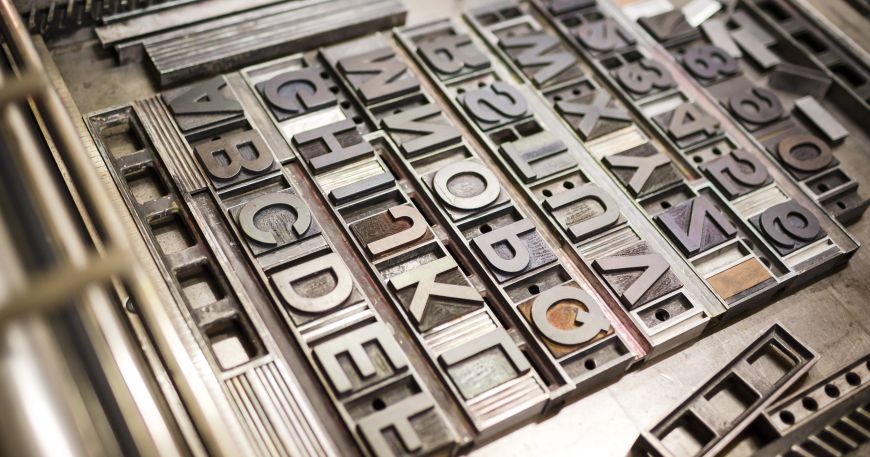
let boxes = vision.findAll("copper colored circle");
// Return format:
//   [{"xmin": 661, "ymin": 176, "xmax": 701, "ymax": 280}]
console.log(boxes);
[{"xmin": 777, "ymin": 134, "xmax": 832, "ymax": 173}]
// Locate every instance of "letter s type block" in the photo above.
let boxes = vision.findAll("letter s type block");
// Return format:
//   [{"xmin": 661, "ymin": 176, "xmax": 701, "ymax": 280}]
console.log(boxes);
[{"xmin": 459, "ymin": 82, "xmax": 529, "ymax": 131}]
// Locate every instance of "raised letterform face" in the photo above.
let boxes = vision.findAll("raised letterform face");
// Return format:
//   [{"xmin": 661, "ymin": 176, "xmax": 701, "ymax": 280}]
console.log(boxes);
[{"xmin": 80, "ymin": 2, "xmax": 863, "ymax": 455}]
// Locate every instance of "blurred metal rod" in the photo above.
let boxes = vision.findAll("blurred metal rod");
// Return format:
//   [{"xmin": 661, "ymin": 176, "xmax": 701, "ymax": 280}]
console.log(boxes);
[
  {"xmin": 0, "ymin": 53, "xmax": 186, "ymax": 456},
  {"xmin": 0, "ymin": 70, "xmax": 43, "ymax": 103},
  {"xmin": 0, "ymin": 1, "xmax": 246, "ymax": 455},
  {"xmin": 0, "ymin": 249, "xmax": 132, "ymax": 323}
]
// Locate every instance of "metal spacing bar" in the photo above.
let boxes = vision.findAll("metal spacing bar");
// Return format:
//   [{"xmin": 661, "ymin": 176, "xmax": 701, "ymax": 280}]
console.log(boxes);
[
  {"xmin": 630, "ymin": 324, "xmax": 817, "ymax": 457},
  {"xmin": 95, "ymin": 0, "xmax": 293, "ymax": 46},
  {"xmin": 0, "ymin": 1, "xmax": 247, "ymax": 455},
  {"xmin": 110, "ymin": 0, "xmax": 335, "ymax": 63},
  {"xmin": 100, "ymin": 0, "xmax": 203, "ymax": 25}
]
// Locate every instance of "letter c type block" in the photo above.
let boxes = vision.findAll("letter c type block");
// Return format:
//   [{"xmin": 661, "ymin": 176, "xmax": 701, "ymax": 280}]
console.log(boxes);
[
  {"xmin": 238, "ymin": 192, "xmax": 313, "ymax": 246},
  {"xmin": 230, "ymin": 189, "xmax": 320, "ymax": 257},
  {"xmin": 530, "ymin": 285, "xmax": 610, "ymax": 347}
]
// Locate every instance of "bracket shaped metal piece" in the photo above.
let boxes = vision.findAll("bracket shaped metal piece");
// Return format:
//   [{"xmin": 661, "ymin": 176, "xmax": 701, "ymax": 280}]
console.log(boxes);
[
  {"xmin": 734, "ymin": 354, "xmax": 870, "ymax": 456},
  {"xmin": 630, "ymin": 324, "xmax": 817, "ymax": 457}
]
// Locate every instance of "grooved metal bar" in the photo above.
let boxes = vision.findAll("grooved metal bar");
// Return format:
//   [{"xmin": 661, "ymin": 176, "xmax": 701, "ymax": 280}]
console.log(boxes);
[
  {"xmin": 133, "ymin": 97, "xmax": 208, "ymax": 192},
  {"xmin": 14, "ymin": 0, "xmax": 201, "ymax": 35},
  {"xmin": 143, "ymin": 0, "xmax": 407, "ymax": 86},
  {"xmin": 96, "ymin": 0, "xmax": 290, "ymax": 45}
]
